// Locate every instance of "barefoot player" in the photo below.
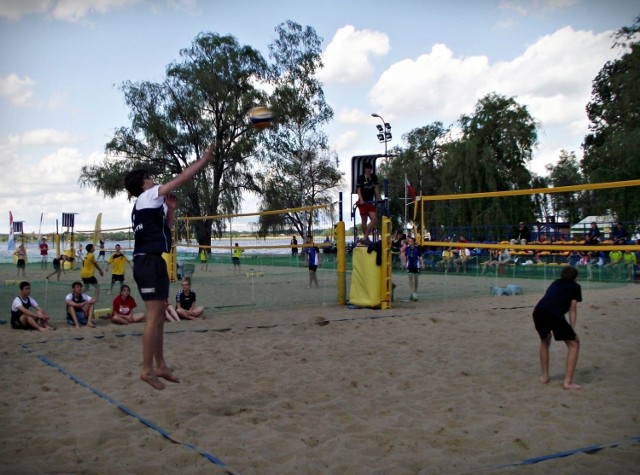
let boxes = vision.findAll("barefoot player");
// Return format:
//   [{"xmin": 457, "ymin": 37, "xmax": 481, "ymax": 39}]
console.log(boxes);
[
  {"xmin": 532, "ymin": 266, "xmax": 582, "ymax": 390},
  {"xmin": 124, "ymin": 143, "xmax": 214, "ymax": 390}
]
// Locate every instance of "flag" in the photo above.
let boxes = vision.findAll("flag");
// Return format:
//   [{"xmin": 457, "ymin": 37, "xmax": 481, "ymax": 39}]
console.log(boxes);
[
  {"xmin": 8, "ymin": 211, "xmax": 15, "ymax": 251},
  {"xmin": 405, "ymin": 177, "xmax": 417, "ymax": 202}
]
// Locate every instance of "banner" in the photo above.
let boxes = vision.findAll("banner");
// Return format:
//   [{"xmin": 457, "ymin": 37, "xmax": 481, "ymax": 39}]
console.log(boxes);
[{"xmin": 8, "ymin": 211, "xmax": 14, "ymax": 251}]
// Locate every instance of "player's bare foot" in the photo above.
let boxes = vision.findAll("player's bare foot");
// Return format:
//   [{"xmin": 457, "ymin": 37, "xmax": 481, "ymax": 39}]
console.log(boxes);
[
  {"xmin": 563, "ymin": 382, "xmax": 582, "ymax": 390},
  {"xmin": 155, "ymin": 369, "xmax": 180, "ymax": 383},
  {"xmin": 540, "ymin": 376, "xmax": 550, "ymax": 384},
  {"xmin": 141, "ymin": 373, "xmax": 165, "ymax": 390}
]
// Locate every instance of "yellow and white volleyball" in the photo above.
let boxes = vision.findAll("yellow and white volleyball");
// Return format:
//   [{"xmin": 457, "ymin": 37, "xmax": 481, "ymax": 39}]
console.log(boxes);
[{"xmin": 247, "ymin": 106, "xmax": 274, "ymax": 130}]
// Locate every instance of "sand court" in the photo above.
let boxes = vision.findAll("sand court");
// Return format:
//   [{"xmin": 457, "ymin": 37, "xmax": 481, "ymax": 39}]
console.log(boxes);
[{"xmin": 2, "ymin": 279, "xmax": 639, "ymax": 474}]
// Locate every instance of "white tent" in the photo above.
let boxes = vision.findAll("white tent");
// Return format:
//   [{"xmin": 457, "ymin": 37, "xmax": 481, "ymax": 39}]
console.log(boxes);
[{"xmin": 570, "ymin": 215, "xmax": 616, "ymax": 239}]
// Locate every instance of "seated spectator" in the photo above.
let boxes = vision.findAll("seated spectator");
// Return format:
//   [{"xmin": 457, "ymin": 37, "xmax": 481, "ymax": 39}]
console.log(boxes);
[
  {"xmin": 585, "ymin": 222, "xmax": 601, "ymax": 245},
  {"xmin": 510, "ymin": 221, "xmax": 531, "ymax": 245},
  {"xmin": 175, "ymin": 277, "xmax": 204, "ymax": 320},
  {"xmin": 11, "ymin": 281, "xmax": 54, "ymax": 332},
  {"xmin": 453, "ymin": 247, "xmax": 471, "ymax": 273},
  {"xmin": 65, "ymin": 281, "xmax": 96, "ymax": 328},
  {"xmin": 481, "ymin": 249, "xmax": 500, "ymax": 274},
  {"xmin": 165, "ymin": 301, "xmax": 180, "ymax": 322},
  {"xmin": 623, "ymin": 249, "xmax": 637, "ymax": 281},
  {"xmin": 110, "ymin": 284, "xmax": 145, "ymax": 325},
  {"xmin": 610, "ymin": 222, "xmax": 628, "ymax": 245}
]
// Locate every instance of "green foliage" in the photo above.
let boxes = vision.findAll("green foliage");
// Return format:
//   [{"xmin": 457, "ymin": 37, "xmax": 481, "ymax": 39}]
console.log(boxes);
[
  {"xmin": 79, "ymin": 33, "xmax": 269, "ymax": 246},
  {"xmin": 258, "ymin": 21, "xmax": 343, "ymax": 237},
  {"xmin": 582, "ymin": 17, "xmax": 640, "ymax": 221}
]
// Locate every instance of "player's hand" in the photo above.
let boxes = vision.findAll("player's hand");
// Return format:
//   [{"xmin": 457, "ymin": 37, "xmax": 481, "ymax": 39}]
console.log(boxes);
[{"xmin": 166, "ymin": 192, "xmax": 177, "ymax": 210}]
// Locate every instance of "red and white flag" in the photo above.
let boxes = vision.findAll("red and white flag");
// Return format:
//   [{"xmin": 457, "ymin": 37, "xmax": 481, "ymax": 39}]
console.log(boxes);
[{"xmin": 405, "ymin": 177, "xmax": 417, "ymax": 202}]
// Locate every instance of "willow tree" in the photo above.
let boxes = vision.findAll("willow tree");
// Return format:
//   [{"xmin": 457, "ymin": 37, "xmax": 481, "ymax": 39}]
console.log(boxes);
[
  {"xmin": 257, "ymin": 21, "xmax": 343, "ymax": 238},
  {"xmin": 79, "ymin": 33, "xmax": 269, "ymax": 247},
  {"xmin": 438, "ymin": 93, "xmax": 539, "ymax": 238}
]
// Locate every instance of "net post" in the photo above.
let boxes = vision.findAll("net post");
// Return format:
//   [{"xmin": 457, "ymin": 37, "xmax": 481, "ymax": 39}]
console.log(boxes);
[
  {"xmin": 380, "ymin": 216, "xmax": 392, "ymax": 309},
  {"xmin": 336, "ymin": 220, "xmax": 346, "ymax": 305}
]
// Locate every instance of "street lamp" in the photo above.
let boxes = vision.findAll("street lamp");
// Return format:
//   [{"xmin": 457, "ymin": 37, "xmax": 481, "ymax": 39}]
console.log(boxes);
[{"xmin": 371, "ymin": 113, "xmax": 392, "ymax": 158}]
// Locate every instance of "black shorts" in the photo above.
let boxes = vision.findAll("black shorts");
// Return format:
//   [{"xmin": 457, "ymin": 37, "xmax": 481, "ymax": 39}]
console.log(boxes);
[
  {"xmin": 232, "ymin": 257, "xmax": 240, "ymax": 264},
  {"xmin": 11, "ymin": 317, "xmax": 32, "ymax": 330},
  {"xmin": 111, "ymin": 274, "xmax": 125, "ymax": 283},
  {"xmin": 133, "ymin": 254, "xmax": 169, "ymax": 301},
  {"xmin": 17, "ymin": 259, "xmax": 25, "ymax": 268},
  {"xmin": 309, "ymin": 265, "xmax": 318, "ymax": 271},
  {"xmin": 99, "ymin": 251, "xmax": 105, "ymax": 256},
  {"xmin": 82, "ymin": 276, "xmax": 98, "ymax": 285},
  {"xmin": 533, "ymin": 310, "xmax": 576, "ymax": 341}
]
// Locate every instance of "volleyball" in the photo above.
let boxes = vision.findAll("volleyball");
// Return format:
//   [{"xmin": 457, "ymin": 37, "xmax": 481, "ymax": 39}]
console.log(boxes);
[{"xmin": 248, "ymin": 106, "xmax": 273, "ymax": 130}]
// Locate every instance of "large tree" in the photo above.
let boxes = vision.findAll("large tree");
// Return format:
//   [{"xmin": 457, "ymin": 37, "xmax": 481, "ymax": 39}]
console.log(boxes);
[
  {"xmin": 257, "ymin": 21, "xmax": 343, "ymax": 237},
  {"xmin": 79, "ymin": 33, "xmax": 269, "ymax": 246},
  {"xmin": 581, "ymin": 16, "xmax": 640, "ymax": 221},
  {"xmin": 437, "ymin": 93, "xmax": 539, "ymax": 239},
  {"xmin": 381, "ymin": 123, "xmax": 449, "ymax": 231}
]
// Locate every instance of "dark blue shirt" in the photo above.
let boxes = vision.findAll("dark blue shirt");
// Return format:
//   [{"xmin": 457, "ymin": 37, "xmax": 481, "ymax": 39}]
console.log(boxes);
[{"xmin": 534, "ymin": 279, "xmax": 582, "ymax": 318}]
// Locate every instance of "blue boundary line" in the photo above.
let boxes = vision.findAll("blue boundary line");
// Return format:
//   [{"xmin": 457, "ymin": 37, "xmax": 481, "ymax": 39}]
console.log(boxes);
[
  {"xmin": 20, "ymin": 342, "xmax": 236, "ymax": 475},
  {"xmin": 482, "ymin": 435, "xmax": 640, "ymax": 471}
]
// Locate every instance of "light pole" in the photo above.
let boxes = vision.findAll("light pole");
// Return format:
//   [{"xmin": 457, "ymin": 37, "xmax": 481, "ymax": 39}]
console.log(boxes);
[{"xmin": 371, "ymin": 113, "xmax": 392, "ymax": 159}]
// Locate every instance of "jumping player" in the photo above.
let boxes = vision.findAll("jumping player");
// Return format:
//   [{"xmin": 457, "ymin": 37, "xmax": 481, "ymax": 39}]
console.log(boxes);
[{"xmin": 124, "ymin": 142, "xmax": 214, "ymax": 390}]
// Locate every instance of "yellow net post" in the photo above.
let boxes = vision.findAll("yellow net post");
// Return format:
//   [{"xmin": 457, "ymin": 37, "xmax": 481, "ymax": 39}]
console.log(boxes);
[
  {"xmin": 380, "ymin": 216, "xmax": 392, "ymax": 309},
  {"xmin": 336, "ymin": 221, "xmax": 346, "ymax": 305}
]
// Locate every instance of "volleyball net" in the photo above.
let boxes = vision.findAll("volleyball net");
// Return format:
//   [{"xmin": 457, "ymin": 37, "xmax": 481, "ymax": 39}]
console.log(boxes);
[{"xmin": 386, "ymin": 179, "xmax": 640, "ymax": 302}]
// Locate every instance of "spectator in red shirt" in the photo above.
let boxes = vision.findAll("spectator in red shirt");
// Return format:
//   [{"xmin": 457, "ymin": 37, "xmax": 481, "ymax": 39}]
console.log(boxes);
[{"xmin": 111, "ymin": 284, "xmax": 145, "ymax": 325}]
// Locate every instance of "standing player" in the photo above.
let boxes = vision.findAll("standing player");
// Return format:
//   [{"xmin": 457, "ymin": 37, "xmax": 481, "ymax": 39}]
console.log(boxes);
[
  {"xmin": 39, "ymin": 237, "xmax": 49, "ymax": 269},
  {"xmin": 81, "ymin": 243, "xmax": 103, "ymax": 302},
  {"xmin": 532, "ymin": 266, "xmax": 582, "ymax": 390},
  {"xmin": 356, "ymin": 162, "xmax": 380, "ymax": 243},
  {"xmin": 405, "ymin": 237, "xmax": 424, "ymax": 301},
  {"xmin": 105, "ymin": 244, "xmax": 131, "ymax": 294},
  {"xmin": 124, "ymin": 143, "xmax": 214, "ymax": 390},
  {"xmin": 304, "ymin": 235, "xmax": 321, "ymax": 288}
]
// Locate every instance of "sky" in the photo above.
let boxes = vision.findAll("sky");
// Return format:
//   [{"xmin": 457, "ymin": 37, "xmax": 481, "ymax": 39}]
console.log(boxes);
[{"xmin": 0, "ymin": 0, "xmax": 638, "ymax": 233}]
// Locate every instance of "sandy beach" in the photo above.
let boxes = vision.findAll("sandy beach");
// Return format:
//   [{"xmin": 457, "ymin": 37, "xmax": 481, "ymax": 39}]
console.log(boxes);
[{"xmin": 1, "ymin": 261, "xmax": 639, "ymax": 474}]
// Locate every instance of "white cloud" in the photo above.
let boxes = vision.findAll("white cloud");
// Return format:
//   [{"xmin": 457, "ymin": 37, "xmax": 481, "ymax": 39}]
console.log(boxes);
[
  {"xmin": 0, "ymin": 0, "xmax": 52, "ymax": 21},
  {"xmin": 499, "ymin": 0, "xmax": 578, "ymax": 16},
  {"xmin": 368, "ymin": 44, "xmax": 490, "ymax": 121},
  {"xmin": 0, "ymin": 147, "xmax": 131, "ymax": 232},
  {"xmin": 333, "ymin": 130, "xmax": 358, "ymax": 152},
  {"xmin": 367, "ymin": 26, "xmax": 617, "ymax": 145},
  {"xmin": 0, "ymin": 0, "xmax": 141, "ymax": 22},
  {"xmin": 0, "ymin": 73, "xmax": 36, "ymax": 107},
  {"xmin": 318, "ymin": 25, "xmax": 390, "ymax": 85},
  {"xmin": 22, "ymin": 129, "xmax": 77, "ymax": 146}
]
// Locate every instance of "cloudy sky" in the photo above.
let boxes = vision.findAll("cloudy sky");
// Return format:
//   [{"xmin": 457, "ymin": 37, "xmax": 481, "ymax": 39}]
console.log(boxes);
[{"xmin": 0, "ymin": 0, "xmax": 637, "ymax": 233}]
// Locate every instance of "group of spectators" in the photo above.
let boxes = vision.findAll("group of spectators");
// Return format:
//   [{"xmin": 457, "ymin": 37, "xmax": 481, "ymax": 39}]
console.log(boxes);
[{"xmin": 9, "ymin": 241, "xmax": 206, "ymax": 332}]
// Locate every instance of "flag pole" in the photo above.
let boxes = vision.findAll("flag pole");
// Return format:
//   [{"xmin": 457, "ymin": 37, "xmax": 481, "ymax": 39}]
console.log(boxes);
[{"xmin": 404, "ymin": 174, "xmax": 408, "ymax": 227}]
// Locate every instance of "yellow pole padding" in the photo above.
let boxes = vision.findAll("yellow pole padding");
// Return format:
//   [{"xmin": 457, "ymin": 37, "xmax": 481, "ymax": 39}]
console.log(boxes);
[
  {"xmin": 336, "ymin": 221, "xmax": 346, "ymax": 305},
  {"xmin": 380, "ymin": 216, "xmax": 392, "ymax": 310}
]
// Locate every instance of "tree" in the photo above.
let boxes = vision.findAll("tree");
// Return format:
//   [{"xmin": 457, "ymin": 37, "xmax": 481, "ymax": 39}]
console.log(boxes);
[
  {"xmin": 79, "ymin": 33, "xmax": 269, "ymax": 248},
  {"xmin": 257, "ymin": 21, "xmax": 343, "ymax": 238},
  {"xmin": 437, "ymin": 93, "xmax": 539, "ymax": 238},
  {"xmin": 545, "ymin": 150, "xmax": 585, "ymax": 224},
  {"xmin": 581, "ymin": 16, "xmax": 640, "ymax": 222},
  {"xmin": 381, "ymin": 123, "xmax": 449, "ymax": 231}
]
